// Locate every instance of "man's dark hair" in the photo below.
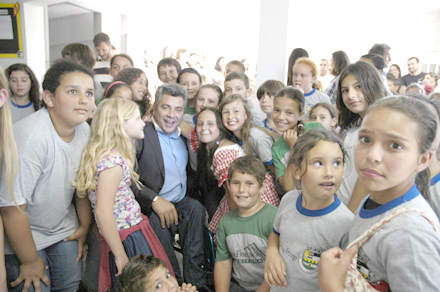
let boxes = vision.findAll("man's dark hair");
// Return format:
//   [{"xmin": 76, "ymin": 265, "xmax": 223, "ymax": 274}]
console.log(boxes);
[
  {"xmin": 368, "ymin": 43, "xmax": 391, "ymax": 56},
  {"xmin": 361, "ymin": 53, "xmax": 385, "ymax": 71},
  {"xmin": 93, "ymin": 32, "xmax": 110, "ymax": 47}
]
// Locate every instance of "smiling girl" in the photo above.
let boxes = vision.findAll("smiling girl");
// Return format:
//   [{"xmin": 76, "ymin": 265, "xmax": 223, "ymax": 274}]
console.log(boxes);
[{"xmin": 114, "ymin": 68, "xmax": 151, "ymax": 120}]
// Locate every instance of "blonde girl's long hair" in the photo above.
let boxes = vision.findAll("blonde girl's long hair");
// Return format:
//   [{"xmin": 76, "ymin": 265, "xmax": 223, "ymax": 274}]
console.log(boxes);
[
  {"xmin": 75, "ymin": 99, "xmax": 141, "ymax": 198},
  {"xmin": 0, "ymin": 67, "xmax": 19, "ymax": 203}
]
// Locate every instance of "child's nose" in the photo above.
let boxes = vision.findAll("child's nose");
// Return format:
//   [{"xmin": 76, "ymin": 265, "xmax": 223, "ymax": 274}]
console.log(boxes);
[{"xmin": 366, "ymin": 143, "xmax": 382, "ymax": 164}]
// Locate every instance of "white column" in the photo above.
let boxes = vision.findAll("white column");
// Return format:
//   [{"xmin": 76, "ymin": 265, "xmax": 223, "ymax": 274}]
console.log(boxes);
[{"xmin": 256, "ymin": 0, "xmax": 290, "ymax": 87}]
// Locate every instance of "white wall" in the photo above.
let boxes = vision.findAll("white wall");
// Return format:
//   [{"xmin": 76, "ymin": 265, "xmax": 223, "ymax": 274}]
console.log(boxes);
[
  {"xmin": 286, "ymin": 0, "xmax": 440, "ymax": 76},
  {"xmin": 49, "ymin": 12, "xmax": 95, "ymax": 64}
]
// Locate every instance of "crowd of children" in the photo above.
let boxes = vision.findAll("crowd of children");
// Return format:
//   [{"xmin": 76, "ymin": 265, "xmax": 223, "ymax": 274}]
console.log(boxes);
[{"xmin": 1, "ymin": 39, "xmax": 440, "ymax": 292}]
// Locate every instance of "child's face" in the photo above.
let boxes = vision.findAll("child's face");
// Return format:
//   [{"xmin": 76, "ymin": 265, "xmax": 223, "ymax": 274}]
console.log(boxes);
[
  {"xmin": 272, "ymin": 96, "xmax": 303, "ymax": 132},
  {"xmin": 221, "ymin": 100, "xmax": 247, "ymax": 136},
  {"xmin": 292, "ymin": 63, "xmax": 316, "ymax": 93},
  {"xmin": 296, "ymin": 140, "xmax": 344, "ymax": 209},
  {"xmin": 341, "ymin": 74, "xmax": 367, "ymax": 116},
  {"xmin": 225, "ymin": 64, "xmax": 244, "ymax": 76},
  {"xmin": 423, "ymin": 74, "xmax": 436, "ymax": 87},
  {"xmin": 9, "ymin": 70, "xmax": 31, "ymax": 98},
  {"xmin": 110, "ymin": 56, "xmax": 133, "ymax": 78},
  {"xmin": 224, "ymin": 79, "xmax": 250, "ymax": 99},
  {"xmin": 124, "ymin": 110, "xmax": 145, "ymax": 140},
  {"xmin": 354, "ymin": 107, "xmax": 430, "ymax": 203},
  {"xmin": 143, "ymin": 265, "xmax": 178, "ymax": 292},
  {"xmin": 310, "ymin": 106, "xmax": 337, "ymax": 131},
  {"xmin": 196, "ymin": 110, "xmax": 221, "ymax": 148},
  {"xmin": 227, "ymin": 171, "xmax": 264, "ymax": 213},
  {"xmin": 158, "ymin": 65, "xmax": 178, "ymax": 84},
  {"xmin": 179, "ymin": 72, "xmax": 200, "ymax": 100},
  {"xmin": 195, "ymin": 88, "xmax": 220, "ymax": 113},
  {"xmin": 110, "ymin": 86, "xmax": 133, "ymax": 100},
  {"xmin": 259, "ymin": 92, "xmax": 274, "ymax": 114},
  {"xmin": 387, "ymin": 80, "xmax": 399, "ymax": 94},
  {"xmin": 44, "ymin": 72, "xmax": 95, "ymax": 127},
  {"xmin": 131, "ymin": 73, "xmax": 148, "ymax": 102}
]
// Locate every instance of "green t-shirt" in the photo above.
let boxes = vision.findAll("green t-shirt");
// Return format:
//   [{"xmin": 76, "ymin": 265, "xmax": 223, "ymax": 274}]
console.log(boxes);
[
  {"xmin": 272, "ymin": 122, "xmax": 324, "ymax": 179},
  {"xmin": 216, "ymin": 203, "xmax": 278, "ymax": 291},
  {"xmin": 185, "ymin": 106, "xmax": 197, "ymax": 115}
]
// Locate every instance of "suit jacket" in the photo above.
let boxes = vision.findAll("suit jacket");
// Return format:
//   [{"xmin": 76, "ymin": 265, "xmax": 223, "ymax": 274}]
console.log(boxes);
[{"xmin": 132, "ymin": 122, "xmax": 165, "ymax": 215}]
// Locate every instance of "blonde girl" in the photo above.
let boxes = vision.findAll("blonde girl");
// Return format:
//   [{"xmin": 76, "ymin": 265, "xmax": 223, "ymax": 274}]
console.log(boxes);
[
  {"xmin": 0, "ymin": 66, "xmax": 17, "ymax": 291},
  {"xmin": 75, "ymin": 99, "xmax": 172, "ymax": 291}
]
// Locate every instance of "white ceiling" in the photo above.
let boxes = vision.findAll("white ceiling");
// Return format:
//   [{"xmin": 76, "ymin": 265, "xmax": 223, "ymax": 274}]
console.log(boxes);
[{"xmin": 48, "ymin": 2, "xmax": 93, "ymax": 19}]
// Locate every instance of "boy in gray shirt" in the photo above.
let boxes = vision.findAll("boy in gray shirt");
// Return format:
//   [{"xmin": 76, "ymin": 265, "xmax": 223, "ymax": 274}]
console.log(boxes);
[{"xmin": 0, "ymin": 60, "xmax": 95, "ymax": 291}]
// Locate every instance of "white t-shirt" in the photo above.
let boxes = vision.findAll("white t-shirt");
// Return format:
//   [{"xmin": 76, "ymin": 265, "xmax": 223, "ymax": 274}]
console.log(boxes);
[{"xmin": 0, "ymin": 108, "xmax": 90, "ymax": 253}]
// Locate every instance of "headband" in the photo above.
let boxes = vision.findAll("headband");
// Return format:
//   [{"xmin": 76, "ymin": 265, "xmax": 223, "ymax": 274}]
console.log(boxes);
[{"xmin": 104, "ymin": 81, "xmax": 128, "ymax": 98}]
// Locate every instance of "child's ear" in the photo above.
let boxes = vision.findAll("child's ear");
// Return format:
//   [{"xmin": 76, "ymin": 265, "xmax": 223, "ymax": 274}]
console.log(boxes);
[
  {"xmin": 416, "ymin": 151, "xmax": 433, "ymax": 173},
  {"xmin": 226, "ymin": 180, "xmax": 230, "ymax": 190},
  {"xmin": 0, "ymin": 88, "xmax": 8, "ymax": 108},
  {"xmin": 43, "ymin": 90, "xmax": 55, "ymax": 108},
  {"xmin": 331, "ymin": 116, "xmax": 338, "ymax": 127},
  {"xmin": 312, "ymin": 75, "xmax": 318, "ymax": 83},
  {"xmin": 246, "ymin": 88, "xmax": 252, "ymax": 98},
  {"xmin": 298, "ymin": 111, "xmax": 305, "ymax": 121},
  {"xmin": 289, "ymin": 164, "xmax": 301, "ymax": 181},
  {"xmin": 259, "ymin": 180, "xmax": 266, "ymax": 193}
]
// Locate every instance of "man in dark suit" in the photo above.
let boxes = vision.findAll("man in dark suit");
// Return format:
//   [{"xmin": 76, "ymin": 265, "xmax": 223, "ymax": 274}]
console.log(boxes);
[{"xmin": 132, "ymin": 83, "xmax": 207, "ymax": 289}]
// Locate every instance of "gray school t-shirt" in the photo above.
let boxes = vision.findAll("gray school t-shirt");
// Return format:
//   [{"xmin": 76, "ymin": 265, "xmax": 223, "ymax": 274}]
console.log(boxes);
[
  {"xmin": 0, "ymin": 108, "xmax": 90, "ymax": 253},
  {"xmin": 429, "ymin": 172, "xmax": 440, "ymax": 219},
  {"xmin": 303, "ymin": 89, "xmax": 331, "ymax": 120},
  {"xmin": 272, "ymin": 190, "xmax": 353, "ymax": 292},
  {"xmin": 8, "ymin": 98, "xmax": 36, "ymax": 124},
  {"xmin": 349, "ymin": 186, "xmax": 440, "ymax": 291},
  {"xmin": 336, "ymin": 126, "xmax": 360, "ymax": 206},
  {"xmin": 249, "ymin": 127, "xmax": 274, "ymax": 166}
]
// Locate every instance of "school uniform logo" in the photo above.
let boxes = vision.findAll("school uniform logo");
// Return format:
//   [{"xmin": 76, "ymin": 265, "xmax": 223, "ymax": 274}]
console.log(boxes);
[
  {"xmin": 299, "ymin": 247, "xmax": 321, "ymax": 273},
  {"xmin": 235, "ymin": 242, "xmax": 265, "ymax": 264}
]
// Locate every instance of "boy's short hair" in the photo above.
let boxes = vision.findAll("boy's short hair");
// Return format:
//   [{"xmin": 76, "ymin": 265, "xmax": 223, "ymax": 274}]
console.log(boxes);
[
  {"xmin": 93, "ymin": 32, "xmax": 110, "ymax": 47},
  {"xmin": 256, "ymin": 80, "xmax": 286, "ymax": 100},
  {"xmin": 119, "ymin": 255, "xmax": 167, "ymax": 292},
  {"xmin": 228, "ymin": 155, "xmax": 266, "ymax": 187},
  {"xmin": 224, "ymin": 71, "xmax": 250, "ymax": 89},
  {"xmin": 177, "ymin": 67, "xmax": 202, "ymax": 84},
  {"xmin": 389, "ymin": 78, "xmax": 402, "ymax": 88},
  {"xmin": 226, "ymin": 60, "xmax": 246, "ymax": 73},
  {"xmin": 61, "ymin": 43, "xmax": 96, "ymax": 69},
  {"xmin": 293, "ymin": 57, "xmax": 318, "ymax": 77},
  {"xmin": 157, "ymin": 57, "xmax": 182, "ymax": 75},
  {"xmin": 361, "ymin": 53, "xmax": 385, "ymax": 71},
  {"xmin": 42, "ymin": 60, "xmax": 94, "ymax": 107}
]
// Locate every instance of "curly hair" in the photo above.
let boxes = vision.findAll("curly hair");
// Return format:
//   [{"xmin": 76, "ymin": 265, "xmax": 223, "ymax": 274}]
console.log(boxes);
[{"xmin": 74, "ymin": 99, "xmax": 141, "ymax": 197}]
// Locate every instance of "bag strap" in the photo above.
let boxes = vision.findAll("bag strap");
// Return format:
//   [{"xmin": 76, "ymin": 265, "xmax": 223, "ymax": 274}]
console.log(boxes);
[{"xmin": 347, "ymin": 207, "xmax": 440, "ymax": 250}]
